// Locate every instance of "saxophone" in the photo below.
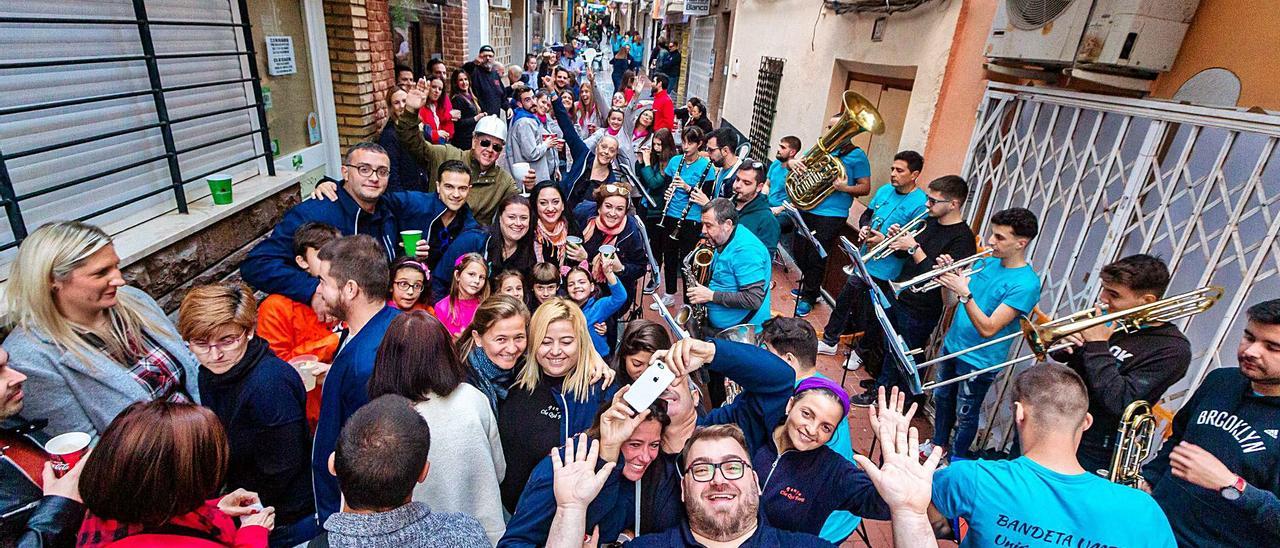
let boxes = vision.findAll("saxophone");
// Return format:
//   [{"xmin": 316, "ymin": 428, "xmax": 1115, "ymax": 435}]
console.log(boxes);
[
  {"xmin": 1106, "ymin": 400, "xmax": 1159, "ymax": 487},
  {"xmin": 675, "ymin": 238, "xmax": 715, "ymax": 337}
]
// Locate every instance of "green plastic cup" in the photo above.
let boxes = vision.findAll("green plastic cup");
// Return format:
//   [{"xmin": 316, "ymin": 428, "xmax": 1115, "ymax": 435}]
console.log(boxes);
[
  {"xmin": 400, "ymin": 230, "xmax": 423, "ymax": 256},
  {"xmin": 207, "ymin": 174, "xmax": 233, "ymax": 205}
]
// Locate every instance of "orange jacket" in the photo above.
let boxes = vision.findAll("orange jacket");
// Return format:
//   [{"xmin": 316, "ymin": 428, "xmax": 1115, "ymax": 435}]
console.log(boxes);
[{"xmin": 256, "ymin": 294, "xmax": 339, "ymax": 432}]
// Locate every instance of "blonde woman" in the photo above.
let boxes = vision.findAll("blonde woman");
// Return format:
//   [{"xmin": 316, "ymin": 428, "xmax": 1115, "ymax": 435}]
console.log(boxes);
[
  {"xmin": 3, "ymin": 221, "xmax": 200, "ymax": 438},
  {"xmin": 495, "ymin": 298, "xmax": 616, "ymax": 512},
  {"xmin": 456, "ymin": 295, "xmax": 530, "ymax": 413}
]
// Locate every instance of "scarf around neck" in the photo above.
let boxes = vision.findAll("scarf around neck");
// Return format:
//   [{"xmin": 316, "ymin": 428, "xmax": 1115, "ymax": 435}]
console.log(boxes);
[
  {"xmin": 583, "ymin": 215, "xmax": 625, "ymax": 245},
  {"xmin": 468, "ymin": 347, "xmax": 514, "ymax": 413}
]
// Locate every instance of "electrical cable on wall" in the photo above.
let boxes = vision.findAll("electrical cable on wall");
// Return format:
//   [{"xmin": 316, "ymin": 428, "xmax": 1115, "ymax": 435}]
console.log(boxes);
[{"xmin": 824, "ymin": 0, "xmax": 936, "ymax": 15}]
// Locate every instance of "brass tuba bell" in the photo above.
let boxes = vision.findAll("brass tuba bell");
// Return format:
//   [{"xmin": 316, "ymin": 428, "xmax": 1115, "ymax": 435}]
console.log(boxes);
[{"xmin": 785, "ymin": 91, "xmax": 886, "ymax": 210}]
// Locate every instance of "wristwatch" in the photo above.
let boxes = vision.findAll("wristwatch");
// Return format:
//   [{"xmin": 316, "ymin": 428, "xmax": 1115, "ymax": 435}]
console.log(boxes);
[
  {"xmin": 957, "ymin": 293, "xmax": 972, "ymax": 304},
  {"xmin": 1220, "ymin": 476, "xmax": 1246, "ymax": 500},
  {"xmin": 907, "ymin": 244, "xmax": 920, "ymax": 255}
]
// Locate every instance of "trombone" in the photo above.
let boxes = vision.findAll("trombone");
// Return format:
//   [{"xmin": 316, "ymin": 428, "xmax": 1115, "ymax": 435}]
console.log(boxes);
[
  {"xmin": 917, "ymin": 285, "xmax": 1224, "ymax": 391},
  {"xmin": 862, "ymin": 210, "xmax": 929, "ymax": 262},
  {"xmin": 889, "ymin": 250, "xmax": 994, "ymax": 295}
]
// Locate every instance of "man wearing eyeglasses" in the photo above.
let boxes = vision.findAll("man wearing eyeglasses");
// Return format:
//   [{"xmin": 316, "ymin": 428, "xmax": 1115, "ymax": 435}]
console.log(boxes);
[
  {"xmin": 545, "ymin": 425, "xmax": 830, "ymax": 547},
  {"xmin": 730, "ymin": 160, "xmax": 780, "ymax": 252},
  {"xmin": 397, "ymin": 80, "xmax": 522, "ymax": 225}
]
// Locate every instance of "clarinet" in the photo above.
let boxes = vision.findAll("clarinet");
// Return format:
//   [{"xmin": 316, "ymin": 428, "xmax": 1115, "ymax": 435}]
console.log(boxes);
[
  {"xmin": 656, "ymin": 154, "xmax": 689, "ymax": 230},
  {"xmin": 670, "ymin": 161, "xmax": 717, "ymax": 241}
]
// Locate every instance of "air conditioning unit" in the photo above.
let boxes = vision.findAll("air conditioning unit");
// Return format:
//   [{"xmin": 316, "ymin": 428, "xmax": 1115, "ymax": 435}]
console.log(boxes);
[
  {"xmin": 986, "ymin": 0, "xmax": 1200, "ymax": 85},
  {"xmin": 490, "ymin": 0, "xmax": 511, "ymax": 9}
]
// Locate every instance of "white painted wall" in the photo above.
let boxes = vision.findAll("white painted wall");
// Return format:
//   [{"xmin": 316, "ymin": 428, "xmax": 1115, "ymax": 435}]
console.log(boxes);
[{"xmin": 720, "ymin": 0, "xmax": 962, "ymax": 156}]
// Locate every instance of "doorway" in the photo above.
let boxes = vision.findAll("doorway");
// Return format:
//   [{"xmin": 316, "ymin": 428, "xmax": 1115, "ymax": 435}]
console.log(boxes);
[{"xmin": 844, "ymin": 72, "xmax": 915, "ymax": 195}]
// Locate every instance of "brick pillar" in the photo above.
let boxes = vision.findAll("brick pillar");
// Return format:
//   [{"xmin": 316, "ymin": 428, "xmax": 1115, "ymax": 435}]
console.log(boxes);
[
  {"xmin": 442, "ymin": 0, "xmax": 470, "ymax": 71},
  {"xmin": 325, "ymin": 0, "xmax": 396, "ymax": 148}
]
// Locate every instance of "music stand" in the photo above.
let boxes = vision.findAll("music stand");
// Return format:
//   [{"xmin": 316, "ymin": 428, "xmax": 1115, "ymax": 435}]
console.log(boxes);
[{"xmin": 839, "ymin": 237, "xmax": 924, "ymax": 395}]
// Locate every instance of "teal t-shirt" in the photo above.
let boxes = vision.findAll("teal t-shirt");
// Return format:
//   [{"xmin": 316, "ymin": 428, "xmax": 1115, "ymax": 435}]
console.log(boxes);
[
  {"xmin": 707, "ymin": 227, "xmax": 772, "ymax": 330},
  {"xmin": 797, "ymin": 372, "xmax": 862, "ymax": 543},
  {"xmin": 861, "ymin": 185, "xmax": 927, "ymax": 281},
  {"xmin": 663, "ymin": 155, "xmax": 716, "ymax": 221},
  {"xmin": 941, "ymin": 257, "xmax": 1041, "ymax": 370},
  {"xmin": 808, "ymin": 147, "xmax": 872, "ymax": 218},
  {"xmin": 933, "ymin": 457, "xmax": 1175, "ymax": 548},
  {"xmin": 767, "ymin": 159, "xmax": 791, "ymax": 207}
]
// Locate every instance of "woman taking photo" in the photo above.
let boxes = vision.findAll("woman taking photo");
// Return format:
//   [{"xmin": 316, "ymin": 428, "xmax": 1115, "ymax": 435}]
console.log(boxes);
[
  {"xmin": 457, "ymin": 295, "xmax": 530, "ymax": 413},
  {"xmin": 530, "ymin": 181, "xmax": 586, "ymax": 273},
  {"xmin": 368, "ymin": 311, "xmax": 506, "ymax": 545},
  {"xmin": 76, "ymin": 401, "xmax": 275, "ymax": 547},
  {"xmin": 177, "ymin": 283, "xmax": 315, "ymax": 546},
  {"xmin": 378, "ymin": 88, "xmax": 429, "ymax": 192},
  {"xmin": 497, "ymin": 298, "xmax": 615, "ymax": 512},
  {"xmin": 4, "ymin": 221, "xmax": 201, "ymax": 438},
  {"xmin": 449, "ymin": 68, "xmax": 485, "ymax": 148}
]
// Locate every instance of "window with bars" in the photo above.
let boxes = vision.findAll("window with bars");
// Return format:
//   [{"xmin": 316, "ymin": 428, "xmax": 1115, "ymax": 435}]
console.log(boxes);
[
  {"xmin": 748, "ymin": 57, "xmax": 784, "ymax": 164},
  {"xmin": 0, "ymin": 0, "xmax": 273, "ymax": 257}
]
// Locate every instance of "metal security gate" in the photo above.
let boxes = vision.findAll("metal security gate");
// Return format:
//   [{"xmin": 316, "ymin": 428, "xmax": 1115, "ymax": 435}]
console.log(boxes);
[
  {"xmin": 956, "ymin": 83, "xmax": 1280, "ymax": 451},
  {"xmin": 748, "ymin": 57, "xmax": 784, "ymax": 164},
  {"xmin": 684, "ymin": 15, "xmax": 717, "ymax": 105}
]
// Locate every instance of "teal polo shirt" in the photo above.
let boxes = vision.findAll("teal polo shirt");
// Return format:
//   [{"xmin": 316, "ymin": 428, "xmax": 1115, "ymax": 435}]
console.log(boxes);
[
  {"xmin": 707, "ymin": 227, "xmax": 773, "ymax": 330},
  {"xmin": 663, "ymin": 155, "xmax": 716, "ymax": 221},
  {"xmin": 941, "ymin": 257, "xmax": 1041, "ymax": 370},
  {"xmin": 767, "ymin": 159, "xmax": 791, "ymax": 207},
  {"xmin": 807, "ymin": 147, "xmax": 872, "ymax": 218},
  {"xmin": 861, "ymin": 184, "xmax": 928, "ymax": 281}
]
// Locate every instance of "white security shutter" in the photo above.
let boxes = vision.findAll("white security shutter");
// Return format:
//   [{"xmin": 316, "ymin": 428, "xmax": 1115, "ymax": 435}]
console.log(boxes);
[
  {"xmin": 684, "ymin": 15, "xmax": 716, "ymax": 105},
  {"xmin": 0, "ymin": 0, "xmax": 264, "ymax": 257}
]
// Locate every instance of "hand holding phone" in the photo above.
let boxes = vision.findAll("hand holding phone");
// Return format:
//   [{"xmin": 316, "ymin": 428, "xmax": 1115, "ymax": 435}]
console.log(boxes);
[{"xmin": 622, "ymin": 360, "xmax": 676, "ymax": 416}]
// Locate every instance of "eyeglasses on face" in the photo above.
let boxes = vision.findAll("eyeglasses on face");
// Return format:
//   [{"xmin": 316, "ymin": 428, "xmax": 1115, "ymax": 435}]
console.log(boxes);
[
  {"xmin": 926, "ymin": 196, "xmax": 952, "ymax": 206},
  {"xmin": 394, "ymin": 280, "xmax": 424, "ymax": 293},
  {"xmin": 187, "ymin": 331, "xmax": 247, "ymax": 355},
  {"xmin": 683, "ymin": 459, "xmax": 751, "ymax": 482},
  {"xmin": 478, "ymin": 139, "xmax": 505, "ymax": 152},
  {"xmin": 344, "ymin": 163, "xmax": 391, "ymax": 179}
]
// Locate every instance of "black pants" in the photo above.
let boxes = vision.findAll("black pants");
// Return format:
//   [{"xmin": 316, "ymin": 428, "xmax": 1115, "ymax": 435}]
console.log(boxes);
[
  {"xmin": 794, "ymin": 212, "xmax": 847, "ymax": 303},
  {"xmin": 876, "ymin": 303, "xmax": 938, "ymax": 399},
  {"xmin": 658, "ymin": 216, "xmax": 702, "ymax": 295},
  {"xmin": 822, "ymin": 275, "xmax": 896, "ymax": 378}
]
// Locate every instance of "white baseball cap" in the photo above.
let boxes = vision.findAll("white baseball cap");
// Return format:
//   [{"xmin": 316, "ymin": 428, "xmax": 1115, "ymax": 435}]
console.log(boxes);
[{"xmin": 474, "ymin": 115, "xmax": 506, "ymax": 142}]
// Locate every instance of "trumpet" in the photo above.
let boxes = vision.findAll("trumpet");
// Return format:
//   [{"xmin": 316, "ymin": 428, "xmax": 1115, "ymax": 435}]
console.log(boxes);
[
  {"xmin": 889, "ymin": 250, "xmax": 994, "ymax": 295},
  {"xmin": 917, "ymin": 285, "xmax": 1224, "ymax": 391},
  {"xmin": 1106, "ymin": 400, "xmax": 1158, "ymax": 487},
  {"xmin": 862, "ymin": 210, "xmax": 929, "ymax": 262}
]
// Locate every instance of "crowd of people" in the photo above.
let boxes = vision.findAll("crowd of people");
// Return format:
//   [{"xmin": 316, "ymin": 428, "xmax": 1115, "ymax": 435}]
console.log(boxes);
[{"xmin": 0, "ymin": 33, "xmax": 1277, "ymax": 548}]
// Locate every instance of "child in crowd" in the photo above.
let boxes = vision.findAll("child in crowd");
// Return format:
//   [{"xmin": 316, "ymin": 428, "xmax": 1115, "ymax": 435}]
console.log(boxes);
[
  {"xmin": 564, "ymin": 256, "xmax": 626, "ymax": 357},
  {"xmin": 435, "ymin": 253, "xmax": 490, "ymax": 337},
  {"xmin": 256, "ymin": 221, "xmax": 341, "ymax": 431},
  {"xmin": 494, "ymin": 269, "xmax": 526, "ymax": 301},
  {"xmin": 389, "ymin": 257, "xmax": 433, "ymax": 313},
  {"xmin": 530, "ymin": 262, "xmax": 561, "ymax": 306}
]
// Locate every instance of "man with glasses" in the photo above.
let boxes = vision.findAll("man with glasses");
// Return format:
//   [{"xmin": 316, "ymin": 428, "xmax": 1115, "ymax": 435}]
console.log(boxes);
[
  {"xmin": 507, "ymin": 86, "xmax": 561, "ymax": 184},
  {"xmin": 397, "ymin": 81, "xmax": 523, "ymax": 224},
  {"xmin": 730, "ymin": 159, "xmax": 780, "ymax": 252},
  {"xmin": 850, "ymin": 175, "xmax": 977, "ymax": 407},
  {"xmin": 545, "ymin": 425, "xmax": 829, "ymax": 547},
  {"xmin": 702, "ymin": 128, "xmax": 744, "ymax": 200}
]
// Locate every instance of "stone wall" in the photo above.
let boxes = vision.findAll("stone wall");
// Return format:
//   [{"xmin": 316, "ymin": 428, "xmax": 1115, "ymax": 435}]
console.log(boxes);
[
  {"xmin": 325, "ymin": 0, "xmax": 397, "ymax": 147},
  {"xmin": 122, "ymin": 186, "xmax": 301, "ymax": 314}
]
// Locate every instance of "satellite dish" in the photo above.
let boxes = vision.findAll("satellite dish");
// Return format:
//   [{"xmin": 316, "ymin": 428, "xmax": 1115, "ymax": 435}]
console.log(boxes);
[{"xmin": 1173, "ymin": 68, "xmax": 1241, "ymax": 108}]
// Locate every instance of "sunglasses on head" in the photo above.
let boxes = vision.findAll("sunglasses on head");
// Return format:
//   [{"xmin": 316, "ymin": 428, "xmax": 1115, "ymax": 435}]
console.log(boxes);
[{"xmin": 478, "ymin": 139, "xmax": 504, "ymax": 152}]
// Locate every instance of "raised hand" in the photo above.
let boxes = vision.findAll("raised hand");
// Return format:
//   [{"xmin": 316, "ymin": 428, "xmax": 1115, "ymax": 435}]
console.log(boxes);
[
  {"xmin": 868, "ymin": 386, "xmax": 918, "ymax": 439},
  {"xmin": 552, "ymin": 434, "xmax": 615, "ymax": 511},
  {"xmin": 853, "ymin": 419, "xmax": 942, "ymax": 516}
]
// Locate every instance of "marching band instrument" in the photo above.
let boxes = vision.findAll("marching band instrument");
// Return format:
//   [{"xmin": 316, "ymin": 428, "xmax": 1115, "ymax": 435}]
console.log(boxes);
[
  {"xmin": 630, "ymin": 213, "xmax": 663, "ymax": 295},
  {"xmin": 712, "ymin": 324, "xmax": 756, "ymax": 404},
  {"xmin": 781, "ymin": 202, "xmax": 827, "ymax": 259},
  {"xmin": 656, "ymin": 155, "xmax": 689, "ymax": 230},
  {"xmin": 888, "ymin": 249, "xmax": 995, "ymax": 295},
  {"xmin": 652, "ymin": 293, "xmax": 690, "ymax": 340},
  {"xmin": 785, "ymin": 90, "xmax": 885, "ymax": 210},
  {"xmin": 675, "ymin": 239, "xmax": 715, "ymax": 336},
  {"xmin": 862, "ymin": 210, "xmax": 930, "ymax": 262},
  {"xmin": 670, "ymin": 164, "xmax": 718, "ymax": 240},
  {"xmin": 918, "ymin": 286, "xmax": 1224, "ymax": 391},
  {"xmin": 1106, "ymin": 400, "xmax": 1158, "ymax": 487}
]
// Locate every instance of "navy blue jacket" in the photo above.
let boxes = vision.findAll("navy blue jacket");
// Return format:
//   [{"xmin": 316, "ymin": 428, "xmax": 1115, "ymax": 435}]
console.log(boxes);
[
  {"xmin": 311, "ymin": 305, "xmax": 401, "ymax": 524},
  {"xmin": 625, "ymin": 519, "xmax": 832, "ymax": 547},
  {"xmin": 1145, "ymin": 367, "xmax": 1280, "ymax": 547},
  {"xmin": 573, "ymin": 203, "xmax": 648, "ymax": 298},
  {"xmin": 378, "ymin": 121, "xmax": 429, "ymax": 192},
  {"xmin": 753, "ymin": 433, "xmax": 890, "ymax": 535},
  {"xmin": 550, "ymin": 93, "xmax": 609, "ymax": 209}
]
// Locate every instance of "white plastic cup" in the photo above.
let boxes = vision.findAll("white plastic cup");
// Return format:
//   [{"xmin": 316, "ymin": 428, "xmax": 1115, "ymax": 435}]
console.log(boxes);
[
  {"xmin": 512, "ymin": 162, "xmax": 531, "ymax": 186},
  {"xmin": 289, "ymin": 354, "xmax": 320, "ymax": 392}
]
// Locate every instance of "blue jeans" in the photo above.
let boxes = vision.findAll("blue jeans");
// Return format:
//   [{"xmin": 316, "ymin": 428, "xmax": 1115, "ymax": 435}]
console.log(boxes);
[
  {"xmin": 930, "ymin": 357, "xmax": 997, "ymax": 459},
  {"xmin": 877, "ymin": 305, "xmax": 938, "ymax": 395}
]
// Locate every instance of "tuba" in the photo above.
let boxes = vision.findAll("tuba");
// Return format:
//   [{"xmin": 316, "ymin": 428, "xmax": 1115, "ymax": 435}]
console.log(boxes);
[
  {"xmin": 785, "ymin": 91, "xmax": 885, "ymax": 210},
  {"xmin": 676, "ymin": 239, "xmax": 715, "ymax": 337},
  {"xmin": 1106, "ymin": 400, "xmax": 1159, "ymax": 487}
]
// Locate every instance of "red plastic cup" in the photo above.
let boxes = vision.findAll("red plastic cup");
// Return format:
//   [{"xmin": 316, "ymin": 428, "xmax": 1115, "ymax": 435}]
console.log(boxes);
[{"xmin": 45, "ymin": 432, "xmax": 91, "ymax": 477}]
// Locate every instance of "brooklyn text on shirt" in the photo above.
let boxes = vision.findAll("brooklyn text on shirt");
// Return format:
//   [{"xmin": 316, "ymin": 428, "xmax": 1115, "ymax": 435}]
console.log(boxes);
[
  {"xmin": 1196, "ymin": 409, "xmax": 1270, "ymax": 453},
  {"xmin": 992, "ymin": 514, "xmax": 1120, "ymax": 548}
]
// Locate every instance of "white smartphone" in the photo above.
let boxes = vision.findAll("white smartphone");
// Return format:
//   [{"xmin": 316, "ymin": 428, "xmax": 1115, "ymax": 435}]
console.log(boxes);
[{"xmin": 623, "ymin": 360, "xmax": 677, "ymax": 416}]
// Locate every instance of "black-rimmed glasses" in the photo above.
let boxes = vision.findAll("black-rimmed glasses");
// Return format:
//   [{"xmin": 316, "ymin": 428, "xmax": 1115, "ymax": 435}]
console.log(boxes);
[
  {"xmin": 683, "ymin": 460, "xmax": 752, "ymax": 482},
  {"xmin": 344, "ymin": 164, "xmax": 391, "ymax": 178}
]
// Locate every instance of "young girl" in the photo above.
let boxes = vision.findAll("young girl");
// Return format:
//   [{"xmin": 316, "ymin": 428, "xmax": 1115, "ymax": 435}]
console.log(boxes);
[
  {"xmin": 494, "ymin": 269, "xmax": 526, "ymax": 301},
  {"xmin": 389, "ymin": 257, "xmax": 432, "ymax": 313},
  {"xmin": 529, "ymin": 262, "xmax": 560, "ymax": 307},
  {"xmin": 435, "ymin": 253, "xmax": 490, "ymax": 337},
  {"xmin": 564, "ymin": 257, "xmax": 626, "ymax": 357}
]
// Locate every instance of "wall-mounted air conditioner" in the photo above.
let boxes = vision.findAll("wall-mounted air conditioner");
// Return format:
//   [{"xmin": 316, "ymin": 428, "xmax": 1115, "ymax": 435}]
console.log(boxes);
[
  {"xmin": 490, "ymin": 0, "xmax": 512, "ymax": 9},
  {"xmin": 986, "ymin": 0, "xmax": 1201, "ymax": 89}
]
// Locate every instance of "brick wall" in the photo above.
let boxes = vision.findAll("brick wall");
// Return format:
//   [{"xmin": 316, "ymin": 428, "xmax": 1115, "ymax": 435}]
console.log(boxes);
[
  {"xmin": 325, "ymin": 0, "xmax": 396, "ymax": 147},
  {"xmin": 441, "ymin": 1, "xmax": 470, "ymax": 70}
]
